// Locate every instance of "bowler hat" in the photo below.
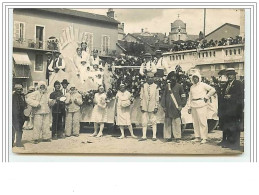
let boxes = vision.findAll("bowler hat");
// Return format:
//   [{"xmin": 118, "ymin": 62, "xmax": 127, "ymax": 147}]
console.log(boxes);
[
  {"xmin": 61, "ymin": 79, "xmax": 69, "ymax": 85},
  {"xmin": 225, "ymin": 68, "xmax": 238, "ymax": 75},
  {"xmin": 53, "ymin": 50, "xmax": 61, "ymax": 55},
  {"xmin": 144, "ymin": 53, "xmax": 152, "ymax": 58},
  {"xmin": 155, "ymin": 50, "xmax": 162, "ymax": 54},
  {"xmin": 45, "ymin": 52, "xmax": 52, "ymax": 55}
]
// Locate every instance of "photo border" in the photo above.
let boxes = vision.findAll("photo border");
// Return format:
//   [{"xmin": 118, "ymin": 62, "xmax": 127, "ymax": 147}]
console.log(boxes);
[{"xmin": 1, "ymin": 1, "xmax": 257, "ymax": 162}]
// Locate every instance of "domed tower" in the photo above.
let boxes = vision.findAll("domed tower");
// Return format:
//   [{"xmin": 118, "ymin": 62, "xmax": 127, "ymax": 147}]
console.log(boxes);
[{"xmin": 169, "ymin": 15, "xmax": 188, "ymax": 44}]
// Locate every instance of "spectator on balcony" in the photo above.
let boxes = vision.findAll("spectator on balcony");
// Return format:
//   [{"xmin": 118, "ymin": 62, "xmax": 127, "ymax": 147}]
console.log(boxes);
[{"xmin": 48, "ymin": 50, "xmax": 66, "ymax": 84}]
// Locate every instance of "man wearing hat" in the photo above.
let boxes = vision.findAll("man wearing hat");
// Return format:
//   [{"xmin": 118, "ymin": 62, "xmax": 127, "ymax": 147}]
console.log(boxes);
[
  {"xmin": 218, "ymin": 68, "xmax": 244, "ymax": 150},
  {"xmin": 61, "ymin": 79, "xmax": 70, "ymax": 132},
  {"xmin": 49, "ymin": 80, "xmax": 66, "ymax": 139},
  {"xmin": 161, "ymin": 71, "xmax": 186, "ymax": 142},
  {"xmin": 48, "ymin": 50, "xmax": 66, "ymax": 84},
  {"xmin": 45, "ymin": 51, "xmax": 53, "ymax": 85},
  {"xmin": 139, "ymin": 53, "xmax": 157, "ymax": 76},
  {"xmin": 139, "ymin": 73, "xmax": 160, "ymax": 141},
  {"xmin": 12, "ymin": 84, "xmax": 27, "ymax": 147}
]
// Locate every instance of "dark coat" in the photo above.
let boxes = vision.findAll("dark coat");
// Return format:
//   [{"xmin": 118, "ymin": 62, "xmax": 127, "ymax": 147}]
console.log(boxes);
[
  {"xmin": 49, "ymin": 90, "xmax": 65, "ymax": 113},
  {"xmin": 220, "ymin": 79, "xmax": 244, "ymax": 121},
  {"xmin": 12, "ymin": 92, "xmax": 27, "ymax": 131},
  {"xmin": 160, "ymin": 83, "xmax": 186, "ymax": 119}
]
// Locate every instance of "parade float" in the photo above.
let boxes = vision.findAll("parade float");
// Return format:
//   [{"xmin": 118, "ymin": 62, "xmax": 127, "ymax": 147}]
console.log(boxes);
[{"xmin": 45, "ymin": 25, "xmax": 219, "ymax": 131}]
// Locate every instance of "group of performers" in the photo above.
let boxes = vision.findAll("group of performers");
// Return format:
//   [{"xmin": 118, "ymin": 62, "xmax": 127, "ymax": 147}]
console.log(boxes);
[{"xmin": 12, "ymin": 44, "xmax": 243, "ymax": 151}]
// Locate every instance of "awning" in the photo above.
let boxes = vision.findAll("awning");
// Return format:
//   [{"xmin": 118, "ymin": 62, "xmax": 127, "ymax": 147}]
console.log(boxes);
[{"xmin": 13, "ymin": 52, "xmax": 31, "ymax": 65}]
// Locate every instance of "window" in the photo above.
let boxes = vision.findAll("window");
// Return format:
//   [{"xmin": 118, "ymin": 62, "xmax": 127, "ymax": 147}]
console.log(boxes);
[
  {"xmin": 209, "ymin": 52, "xmax": 212, "ymax": 57},
  {"xmin": 213, "ymin": 51, "xmax": 216, "ymax": 57},
  {"xmin": 102, "ymin": 35, "xmax": 110, "ymax": 54},
  {"xmin": 206, "ymin": 52, "xmax": 208, "ymax": 57},
  {"xmin": 82, "ymin": 32, "xmax": 94, "ymax": 52},
  {"xmin": 35, "ymin": 25, "xmax": 45, "ymax": 49},
  {"xmin": 234, "ymin": 49, "xmax": 236, "ymax": 55},
  {"xmin": 230, "ymin": 50, "xmax": 232, "ymax": 55},
  {"xmin": 14, "ymin": 21, "xmax": 25, "ymax": 41},
  {"xmin": 198, "ymin": 53, "xmax": 200, "ymax": 58},
  {"xmin": 238, "ymin": 49, "xmax": 241, "ymax": 54},
  {"xmin": 173, "ymin": 56, "xmax": 175, "ymax": 61},
  {"xmin": 202, "ymin": 53, "xmax": 205, "ymax": 58},
  {"xmin": 176, "ymin": 55, "xmax": 178, "ymax": 60},
  {"xmin": 35, "ymin": 54, "xmax": 43, "ymax": 72},
  {"xmin": 225, "ymin": 50, "xmax": 228, "ymax": 56},
  {"xmin": 182, "ymin": 55, "xmax": 184, "ymax": 60},
  {"xmin": 179, "ymin": 55, "xmax": 181, "ymax": 60}
]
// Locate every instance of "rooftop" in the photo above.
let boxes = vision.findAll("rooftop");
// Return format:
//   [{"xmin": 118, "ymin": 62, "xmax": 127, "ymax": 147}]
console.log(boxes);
[{"xmin": 15, "ymin": 8, "xmax": 120, "ymax": 25}]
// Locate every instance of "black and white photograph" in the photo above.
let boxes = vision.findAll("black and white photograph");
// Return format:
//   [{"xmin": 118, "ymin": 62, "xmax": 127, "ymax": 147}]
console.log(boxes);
[{"xmin": 11, "ymin": 8, "xmax": 245, "ymax": 155}]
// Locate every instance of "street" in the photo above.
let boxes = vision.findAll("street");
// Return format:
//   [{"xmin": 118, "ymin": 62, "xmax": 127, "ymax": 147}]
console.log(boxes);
[{"xmin": 13, "ymin": 126, "xmax": 244, "ymax": 155}]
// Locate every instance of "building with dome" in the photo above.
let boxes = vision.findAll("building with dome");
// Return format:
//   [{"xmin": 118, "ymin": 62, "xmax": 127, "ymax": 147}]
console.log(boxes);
[{"xmin": 169, "ymin": 16, "xmax": 198, "ymax": 44}]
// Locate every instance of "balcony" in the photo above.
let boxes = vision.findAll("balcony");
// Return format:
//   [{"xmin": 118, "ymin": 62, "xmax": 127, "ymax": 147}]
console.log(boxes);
[
  {"xmin": 13, "ymin": 38, "xmax": 52, "ymax": 51},
  {"xmin": 163, "ymin": 44, "xmax": 245, "ymax": 68}
]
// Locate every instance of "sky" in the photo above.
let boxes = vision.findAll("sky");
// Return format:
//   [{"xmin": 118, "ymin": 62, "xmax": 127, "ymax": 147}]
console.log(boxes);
[{"xmin": 75, "ymin": 8, "xmax": 241, "ymax": 36}]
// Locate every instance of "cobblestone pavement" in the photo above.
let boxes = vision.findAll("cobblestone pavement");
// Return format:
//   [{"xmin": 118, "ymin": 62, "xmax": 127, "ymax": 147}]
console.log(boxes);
[{"xmin": 12, "ymin": 126, "xmax": 244, "ymax": 155}]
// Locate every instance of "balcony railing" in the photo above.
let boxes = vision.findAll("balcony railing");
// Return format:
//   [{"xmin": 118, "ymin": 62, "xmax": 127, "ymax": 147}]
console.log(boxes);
[
  {"xmin": 163, "ymin": 44, "xmax": 245, "ymax": 66},
  {"xmin": 13, "ymin": 38, "xmax": 51, "ymax": 51}
]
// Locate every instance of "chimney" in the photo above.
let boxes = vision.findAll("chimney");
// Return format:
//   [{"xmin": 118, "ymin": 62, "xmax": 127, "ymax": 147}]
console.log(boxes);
[
  {"xmin": 121, "ymin": 23, "xmax": 124, "ymax": 30},
  {"xmin": 141, "ymin": 28, "xmax": 144, "ymax": 33},
  {"xmin": 107, "ymin": 8, "xmax": 115, "ymax": 18}
]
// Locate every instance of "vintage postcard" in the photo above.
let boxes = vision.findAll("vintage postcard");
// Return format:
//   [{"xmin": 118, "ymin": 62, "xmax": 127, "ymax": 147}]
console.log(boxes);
[{"xmin": 12, "ymin": 8, "xmax": 245, "ymax": 154}]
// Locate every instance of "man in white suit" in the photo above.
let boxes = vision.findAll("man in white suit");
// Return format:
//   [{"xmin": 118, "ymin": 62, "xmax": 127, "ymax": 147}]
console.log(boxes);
[{"xmin": 139, "ymin": 73, "xmax": 160, "ymax": 141}]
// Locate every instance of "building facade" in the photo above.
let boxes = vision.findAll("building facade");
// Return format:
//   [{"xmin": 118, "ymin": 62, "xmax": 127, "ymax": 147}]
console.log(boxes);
[
  {"xmin": 205, "ymin": 23, "xmax": 240, "ymax": 41},
  {"xmin": 13, "ymin": 8, "xmax": 119, "ymax": 91}
]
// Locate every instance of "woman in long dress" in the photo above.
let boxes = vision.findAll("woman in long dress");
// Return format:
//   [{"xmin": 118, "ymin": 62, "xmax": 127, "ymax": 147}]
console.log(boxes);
[
  {"xmin": 115, "ymin": 83, "xmax": 137, "ymax": 139},
  {"xmin": 91, "ymin": 85, "xmax": 107, "ymax": 137}
]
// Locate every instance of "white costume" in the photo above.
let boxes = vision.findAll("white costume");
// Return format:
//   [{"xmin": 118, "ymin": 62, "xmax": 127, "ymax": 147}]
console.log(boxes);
[
  {"xmin": 116, "ymin": 91, "xmax": 132, "ymax": 126},
  {"xmin": 26, "ymin": 81, "xmax": 51, "ymax": 140},
  {"xmin": 188, "ymin": 73, "xmax": 216, "ymax": 140},
  {"xmin": 64, "ymin": 88, "xmax": 83, "ymax": 137},
  {"xmin": 139, "ymin": 61, "xmax": 157, "ymax": 76},
  {"xmin": 91, "ymin": 93, "xmax": 107, "ymax": 123}
]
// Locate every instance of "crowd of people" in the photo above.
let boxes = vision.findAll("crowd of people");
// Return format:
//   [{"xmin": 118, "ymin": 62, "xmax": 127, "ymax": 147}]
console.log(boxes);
[
  {"xmin": 169, "ymin": 36, "xmax": 244, "ymax": 52},
  {"xmin": 12, "ymin": 44, "xmax": 244, "ymax": 151}
]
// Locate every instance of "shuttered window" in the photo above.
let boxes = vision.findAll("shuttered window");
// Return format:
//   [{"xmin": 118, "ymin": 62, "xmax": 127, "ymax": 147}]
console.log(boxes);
[
  {"xmin": 102, "ymin": 35, "xmax": 110, "ymax": 54},
  {"xmin": 35, "ymin": 54, "xmax": 44, "ymax": 72},
  {"xmin": 82, "ymin": 32, "xmax": 93, "ymax": 52},
  {"xmin": 14, "ymin": 21, "xmax": 25, "ymax": 41}
]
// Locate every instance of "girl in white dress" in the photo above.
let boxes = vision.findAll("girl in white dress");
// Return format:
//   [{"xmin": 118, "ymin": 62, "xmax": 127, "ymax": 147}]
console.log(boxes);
[
  {"xmin": 115, "ymin": 84, "xmax": 137, "ymax": 139},
  {"xmin": 91, "ymin": 85, "xmax": 107, "ymax": 137}
]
